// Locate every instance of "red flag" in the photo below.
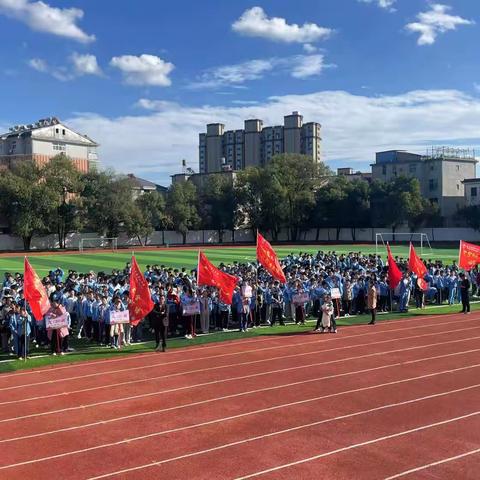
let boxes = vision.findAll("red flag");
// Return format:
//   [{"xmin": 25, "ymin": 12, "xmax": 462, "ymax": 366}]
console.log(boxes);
[
  {"xmin": 23, "ymin": 257, "xmax": 51, "ymax": 321},
  {"xmin": 256, "ymin": 232, "xmax": 286, "ymax": 283},
  {"xmin": 386, "ymin": 243, "xmax": 402, "ymax": 289},
  {"xmin": 408, "ymin": 243, "xmax": 428, "ymax": 290},
  {"xmin": 197, "ymin": 251, "xmax": 237, "ymax": 304},
  {"xmin": 129, "ymin": 256, "xmax": 154, "ymax": 327},
  {"xmin": 459, "ymin": 240, "xmax": 480, "ymax": 271}
]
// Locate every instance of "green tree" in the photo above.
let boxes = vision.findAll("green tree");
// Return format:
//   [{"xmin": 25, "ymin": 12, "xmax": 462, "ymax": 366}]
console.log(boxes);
[
  {"xmin": 166, "ymin": 181, "xmax": 200, "ymax": 244},
  {"xmin": 42, "ymin": 154, "xmax": 83, "ymax": 248},
  {"xmin": 459, "ymin": 205, "xmax": 480, "ymax": 231},
  {"xmin": 268, "ymin": 154, "xmax": 332, "ymax": 241},
  {"xmin": 197, "ymin": 174, "xmax": 236, "ymax": 242},
  {"xmin": 0, "ymin": 161, "xmax": 56, "ymax": 250},
  {"xmin": 82, "ymin": 170, "xmax": 136, "ymax": 239},
  {"xmin": 126, "ymin": 191, "xmax": 167, "ymax": 246}
]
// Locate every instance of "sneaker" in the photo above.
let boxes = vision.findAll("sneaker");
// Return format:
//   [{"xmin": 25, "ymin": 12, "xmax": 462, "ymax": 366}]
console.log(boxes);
[
  {"xmin": 77, "ymin": 333, "xmax": 82, "ymax": 339},
  {"xmin": 60, "ymin": 352, "xmax": 65, "ymax": 356},
  {"xmin": 52, "ymin": 352, "xmax": 57, "ymax": 356}
]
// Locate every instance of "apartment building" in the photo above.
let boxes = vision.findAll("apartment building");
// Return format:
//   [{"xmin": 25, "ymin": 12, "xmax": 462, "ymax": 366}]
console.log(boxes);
[
  {"xmin": 199, "ymin": 111, "xmax": 321, "ymax": 173},
  {"xmin": 0, "ymin": 117, "xmax": 99, "ymax": 173},
  {"xmin": 371, "ymin": 148, "xmax": 477, "ymax": 219}
]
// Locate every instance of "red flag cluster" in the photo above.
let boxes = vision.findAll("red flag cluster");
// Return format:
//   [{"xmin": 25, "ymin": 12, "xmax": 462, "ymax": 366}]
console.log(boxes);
[
  {"xmin": 23, "ymin": 257, "xmax": 50, "ymax": 321},
  {"xmin": 459, "ymin": 240, "xmax": 480, "ymax": 271},
  {"xmin": 197, "ymin": 252, "xmax": 238, "ymax": 304},
  {"xmin": 386, "ymin": 243, "xmax": 402, "ymax": 289},
  {"xmin": 256, "ymin": 232, "xmax": 286, "ymax": 283},
  {"xmin": 129, "ymin": 256, "xmax": 154, "ymax": 326}
]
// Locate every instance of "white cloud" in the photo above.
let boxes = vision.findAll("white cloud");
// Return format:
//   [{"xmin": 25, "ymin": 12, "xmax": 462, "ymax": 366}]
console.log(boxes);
[
  {"xmin": 0, "ymin": 0, "xmax": 94, "ymax": 43},
  {"xmin": 231, "ymin": 100, "xmax": 260, "ymax": 105},
  {"xmin": 406, "ymin": 4, "xmax": 474, "ymax": 46},
  {"xmin": 66, "ymin": 89, "xmax": 480, "ymax": 184},
  {"xmin": 28, "ymin": 57, "xmax": 72, "ymax": 81},
  {"xmin": 28, "ymin": 53, "xmax": 102, "ymax": 81},
  {"xmin": 291, "ymin": 55, "xmax": 325, "ymax": 79},
  {"xmin": 135, "ymin": 99, "xmax": 180, "ymax": 111},
  {"xmin": 358, "ymin": 0, "xmax": 396, "ymax": 11},
  {"xmin": 110, "ymin": 54, "xmax": 174, "ymax": 87},
  {"xmin": 28, "ymin": 58, "xmax": 48, "ymax": 73},
  {"xmin": 232, "ymin": 6, "xmax": 332, "ymax": 43},
  {"xmin": 303, "ymin": 43, "xmax": 318, "ymax": 53},
  {"xmin": 189, "ymin": 55, "xmax": 327, "ymax": 89},
  {"xmin": 71, "ymin": 53, "xmax": 102, "ymax": 76},
  {"xmin": 474, "ymin": 83, "xmax": 480, "ymax": 93}
]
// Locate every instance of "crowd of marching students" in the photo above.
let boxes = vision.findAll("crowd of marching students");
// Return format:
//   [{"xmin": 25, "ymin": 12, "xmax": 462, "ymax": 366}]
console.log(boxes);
[{"xmin": 0, "ymin": 249, "xmax": 477, "ymax": 360}]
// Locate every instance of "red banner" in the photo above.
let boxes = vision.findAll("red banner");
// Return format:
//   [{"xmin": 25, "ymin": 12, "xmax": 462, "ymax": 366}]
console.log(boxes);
[
  {"xmin": 197, "ymin": 251, "xmax": 238, "ymax": 304},
  {"xmin": 459, "ymin": 240, "xmax": 480, "ymax": 271},
  {"xmin": 129, "ymin": 256, "xmax": 154, "ymax": 326},
  {"xmin": 256, "ymin": 232, "xmax": 286, "ymax": 283},
  {"xmin": 386, "ymin": 243, "xmax": 402, "ymax": 289},
  {"xmin": 408, "ymin": 243, "xmax": 428, "ymax": 290},
  {"xmin": 23, "ymin": 257, "xmax": 51, "ymax": 321}
]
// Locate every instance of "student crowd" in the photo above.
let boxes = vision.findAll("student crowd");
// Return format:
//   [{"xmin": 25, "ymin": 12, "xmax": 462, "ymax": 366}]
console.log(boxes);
[{"xmin": 0, "ymin": 250, "xmax": 477, "ymax": 360}]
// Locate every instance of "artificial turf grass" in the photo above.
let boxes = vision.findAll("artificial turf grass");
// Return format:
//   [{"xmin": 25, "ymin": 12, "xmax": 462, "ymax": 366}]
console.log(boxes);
[
  {"xmin": 1, "ymin": 300, "xmax": 477, "ymax": 374},
  {"xmin": 0, "ymin": 244, "xmax": 461, "ymax": 276}
]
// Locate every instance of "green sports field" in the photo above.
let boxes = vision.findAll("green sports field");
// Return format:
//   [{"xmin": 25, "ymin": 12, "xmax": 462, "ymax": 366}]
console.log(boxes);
[{"xmin": 0, "ymin": 244, "xmax": 460, "ymax": 276}]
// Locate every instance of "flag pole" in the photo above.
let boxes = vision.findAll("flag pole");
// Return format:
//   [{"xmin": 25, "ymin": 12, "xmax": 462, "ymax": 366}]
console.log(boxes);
[{"xmin": 24, "ymin": 256, "xmax": 28, "ymax": 361}]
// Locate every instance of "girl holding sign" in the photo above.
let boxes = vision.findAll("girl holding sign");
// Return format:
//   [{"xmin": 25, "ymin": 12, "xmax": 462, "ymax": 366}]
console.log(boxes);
[{"xmin": 46, "ymin": 295, "xmax": 69, "ymax": 356}]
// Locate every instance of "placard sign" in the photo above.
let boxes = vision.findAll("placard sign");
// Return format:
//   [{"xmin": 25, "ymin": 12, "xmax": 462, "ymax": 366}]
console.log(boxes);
[
  {"xmin": 293, "ymin": 293, "xmax": 309, "ymax": 305},
  {"xmin": 242, "ymin": 285, "xmax": 253, "ymax": 299},
  {"xmin": 330, "ymin": 288, "xmax": 341, "ymax": 300},
  {"xmin": 182, "ymin": 301, "xmax": 200, "ymax": 316},
  {"xmin": 45, "ymin": 313, "xmax": 69, "ymax": 330},
  {"xmin": 110, "ymin": 310, "xmax": 130, "ymax": 325}
]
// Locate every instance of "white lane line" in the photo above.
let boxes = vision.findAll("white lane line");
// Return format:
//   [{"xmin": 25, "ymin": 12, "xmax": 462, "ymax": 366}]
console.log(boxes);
[
  {"xmin": 233, "ymin": 411, "xmax": 480, "ymax": 480},
  {"xmin": 383, "ymin": 448, "xmax": 480, "ymax": 479},
  {"xmin": 1, "ymin": 316, "xmax": 475, "ymax": 393},
  {"xmin": 2, "ymin": 332, "xmax": 480, "ymax": 423},
  {"xmin": 2, "ymin": 347, "xmax": 478, "ymax": 445},
  {"xmin": 2, "ymin": 363, "xmax": 480, "ymax": 470},
  {"xmin": 0, "ymin": 310, "xmax": 465, "ymax": 381},
  {"xmin": 2, "ymin": 323, "xmax": 479, "ymax": 406},
  {"xmin": 87, "ymin": 393, "xmax": 480, "ymax": 479}
]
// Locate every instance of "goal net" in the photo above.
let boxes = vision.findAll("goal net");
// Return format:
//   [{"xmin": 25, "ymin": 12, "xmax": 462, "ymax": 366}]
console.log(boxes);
[
  {"xmin": 375, "ymin": 232, "xmax": 432, "ymax": 258},
  {"xmin": 79, "ymin": 237, "xmax": 118, "ymax": 253}
]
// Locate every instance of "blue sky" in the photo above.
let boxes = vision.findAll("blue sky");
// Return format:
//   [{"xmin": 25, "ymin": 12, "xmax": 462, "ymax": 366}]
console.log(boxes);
[{"xmin": 0, "ymin": 0, "xmax": 479, "ymax": 184}]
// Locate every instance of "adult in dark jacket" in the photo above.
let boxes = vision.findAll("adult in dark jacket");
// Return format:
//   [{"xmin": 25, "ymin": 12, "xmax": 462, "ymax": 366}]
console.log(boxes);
[
  {"xmin": 459, "ymin": 273, "xmax": 471, "ymax": 314},
  {"xmin": 150, "ymin": 295, "xmax": 169, "ymax": 351}
]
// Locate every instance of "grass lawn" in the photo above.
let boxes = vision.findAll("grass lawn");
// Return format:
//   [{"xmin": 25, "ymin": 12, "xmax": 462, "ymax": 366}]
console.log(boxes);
[
  {"xmin": 0, "ymin": 243, "xmax": 460, "ymax": 276},
  {"xmin": 1, "ymin": 301, "xmax": 476, "ymax": 374}
]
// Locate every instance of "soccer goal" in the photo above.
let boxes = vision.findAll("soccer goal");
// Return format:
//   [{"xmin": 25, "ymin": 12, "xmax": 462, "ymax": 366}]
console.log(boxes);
[
  {"xmin": 79, "ymin": 237, "xmax": 118, "ymax": 253},
  {"xmin": 375, "ymin": 232, "xmax": 432, "ymax": 257}
]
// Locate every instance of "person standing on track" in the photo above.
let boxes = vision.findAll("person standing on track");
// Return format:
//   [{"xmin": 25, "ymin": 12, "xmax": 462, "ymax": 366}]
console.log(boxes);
[
  {"xmin": 367, "ymin": 276, "xmax": 377, "ymax": 325},
  {"xmin": 459, "ymin": 272, "xmax": 471, "ymax": 314},
  {"xmin": 150, "ymin": 294, "xmax": 168, "ymax": 352}
]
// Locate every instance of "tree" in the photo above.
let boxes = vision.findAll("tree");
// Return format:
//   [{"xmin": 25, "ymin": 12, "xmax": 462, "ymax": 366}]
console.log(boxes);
[
  {"xmin": 0, "ymin": 161, "xmax": 56, "ymax": 250},
  {"xmin": 42, "ymin": 154, "xmax": 83, "ymax": 248},
  {"xmin": 166, "ymin": 181, "xmax": 200, "ymax": 244},
  {"xmin": 125, "ymin": 191, "xmax": 167, "ymax": 246},
  {"xmin": 197, "ymin": 175, "xmax": 236, "ymax": 243},
  {"xmin": 459, "ymin": 205, "xmax": 480, "ymax": 231},
  {"xmin": 268, "ymin": 154, "xmax": 332, "ymax": 241},
  {"xmin": 234, "ymin": 167, "xmax": 285, "ymax": 239},
  {"xmin": 82, "ymin": 170, "xmax": 136, "ymax": 239}
]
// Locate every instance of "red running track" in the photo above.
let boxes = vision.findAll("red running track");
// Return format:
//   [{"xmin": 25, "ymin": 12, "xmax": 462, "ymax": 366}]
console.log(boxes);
[{"xmin": 1, "ymin": 312, "xmax": 480, "ymax": 479}]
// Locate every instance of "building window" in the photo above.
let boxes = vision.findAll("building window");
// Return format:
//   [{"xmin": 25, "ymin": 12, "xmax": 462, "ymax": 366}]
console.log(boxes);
[
  {"xmin": 430, "ymin": 164, "xmax": 434, "ymax": 171},
  {"xmin": 457, "ymin": 184, "xmax": 460, "ymax": 191},
  {"xmin": 382, "ymin": 165, "xmax": 387, "ymax": 175},
  {"xmin": 409, "ymin": 163, "xmax": 416, "ymax": 173},
  {"xmin": 62, "ymin": 129, "xmax": 66, "ymax": 135},
  {"xmin": 55, "ymin": 128, "xmax": 59, "ymax": 134},
  {"xmin": 53, "ymin": 143, "xmax": 66, "ymax": 152},
  {"xmin": 429, "ymin": 179, "xmax": 438, "ymax": 191},
  {"xmin": 472, "ymin": 187, "xmax": 478, "ymax": 197}
]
